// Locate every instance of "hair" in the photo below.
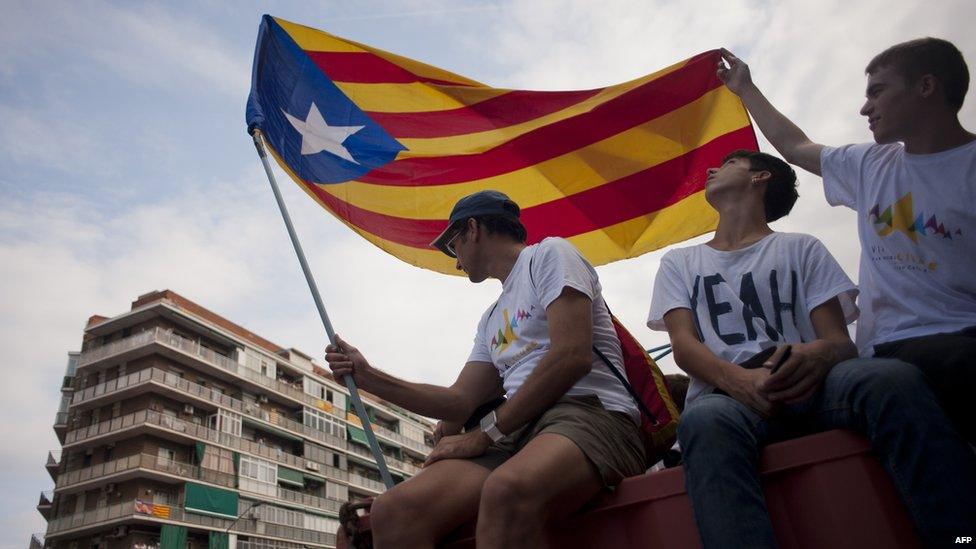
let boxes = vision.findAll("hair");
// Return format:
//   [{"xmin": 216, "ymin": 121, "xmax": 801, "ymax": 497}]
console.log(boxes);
[
  {"xmin": 664, "ymin": 373, "xmax": 690, "ymax": 413},
  {"xmin": 866, "ymin": 37, "xmax": 969, "ymax": 112},
  {"xmin": 458, "ymin": 214, "xmax": 528, "ymax": 244},
  {"xmin": 723, "ymin": 150, "xmax": 798, "ymax": 222}
]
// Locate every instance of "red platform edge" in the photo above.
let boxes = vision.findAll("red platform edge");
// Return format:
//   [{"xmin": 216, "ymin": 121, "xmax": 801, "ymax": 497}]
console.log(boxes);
[{"xmin": 439, "ymin": 429, "xmax": 922, "ymax": 549}]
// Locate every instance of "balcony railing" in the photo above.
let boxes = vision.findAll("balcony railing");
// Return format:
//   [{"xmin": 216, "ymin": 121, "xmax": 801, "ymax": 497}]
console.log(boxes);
[
  {"xmin": 77, "ymin": 329, "xmax": 321, "ymax": 411},
  {"xmin": 347, "ymin": 473, "xmax": 385, "ymax": 493},
  {"xmin": 345, "ymin": 441, "xmax": 422, "ymax": 476},
  {"xmin": 76, "ymin": 328, "xmax": 431, "ymax": 456},
  {"xmin": 370, "ymin": 423, "xmax": 429, "ymax": 454},
  {"xmin": 63, "ymin": 409, "xmax": 351, "ymax": 483},
  {"xmin": 45, "ymin": 499, "xmax": 337, "ymax": 547},
  {"xmin": 71, "ymin": 367, "xmax": 348, "ymax": 478},
  {"xmin": 54, "ymin": 412, "xmax": 69, "ymax": 428},
  {"xmin": 55, "ymin": 452, "xmax": 344, "ymax": 514}
]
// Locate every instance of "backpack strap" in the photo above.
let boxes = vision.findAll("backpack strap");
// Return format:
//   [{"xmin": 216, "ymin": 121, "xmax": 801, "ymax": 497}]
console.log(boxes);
[{"xmin": 528, "ymin": 249, "xmax": 659, "ymax": 425}]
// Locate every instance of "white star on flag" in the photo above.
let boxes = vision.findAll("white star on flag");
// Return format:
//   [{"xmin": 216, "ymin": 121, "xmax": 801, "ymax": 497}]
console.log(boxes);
[{"xmin": 282, "ymin": 102, "xmax": 364, "ymax": 164}]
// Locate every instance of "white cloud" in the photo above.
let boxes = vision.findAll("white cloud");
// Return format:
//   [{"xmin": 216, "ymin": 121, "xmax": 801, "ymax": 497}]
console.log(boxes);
[{"xmin": 0, "ymin": 0, "xmax": 249, "ymax": 99}]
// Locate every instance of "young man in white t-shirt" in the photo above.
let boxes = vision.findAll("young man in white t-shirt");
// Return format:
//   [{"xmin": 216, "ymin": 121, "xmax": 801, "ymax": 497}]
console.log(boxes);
[
  {"xmin": 718, "ymin": 39, "xmax": 975, "ymax": 445},
  {"xmin": 325, "ymin": 190, "xmax": 643, "ymax": 549},
  {"xmin": 648, "ymin": 150, "xmax": 976, "ymax": 547}
]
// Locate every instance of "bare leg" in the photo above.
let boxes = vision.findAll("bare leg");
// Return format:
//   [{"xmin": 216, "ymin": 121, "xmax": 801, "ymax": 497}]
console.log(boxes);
[
  {"xmin": 475, "ymin": 433, "xmax": 604, "ymax": 549},
  {"xmin": 370, "ymin": 458, "xmax": 491, "ymax": 549}
]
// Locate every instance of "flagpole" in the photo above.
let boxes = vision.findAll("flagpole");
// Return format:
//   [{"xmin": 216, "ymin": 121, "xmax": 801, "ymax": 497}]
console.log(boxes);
[{"xmin": 250, "ymin": 129, "xmax": 395, "ymax": 490}]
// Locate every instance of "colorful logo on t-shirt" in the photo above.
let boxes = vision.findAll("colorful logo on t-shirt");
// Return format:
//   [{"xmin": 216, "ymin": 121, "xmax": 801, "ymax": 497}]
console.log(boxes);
[
  {"xmin": 490, "ymin": 308, "xmax": 532, "ymax": 353},
  {"xmin": 869, "ymin": 192, "xmax": 962, "ymax": 244}
]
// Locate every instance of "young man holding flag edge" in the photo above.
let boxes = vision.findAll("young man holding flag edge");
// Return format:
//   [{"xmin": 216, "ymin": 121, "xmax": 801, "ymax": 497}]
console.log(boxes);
[
  {"xmin": 325, "ymin": 190, "xmax": 645, "ymax": 549},
  {"xmin": 707, "ymin": 38, "xmax": 976, "ymax": 546}
]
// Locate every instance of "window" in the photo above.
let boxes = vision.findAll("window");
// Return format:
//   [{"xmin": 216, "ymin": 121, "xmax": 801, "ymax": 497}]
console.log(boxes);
[
  {"xmin": 154, "ymin": 489, "xmax": 178, "ymax": 506},
  {"xmin": 257, "ymin": 504, "xmax": 304, "ymax": 528},
  {"xmin": 305, "ymin": 514, "xmax": 340, "ymax": 534},
  {"xmin": 158, "ymin": 447, "xmax": 176, "ymax": 466},
  {"xmin": 201, "ymin": 445, "xmax": 235, "ymax": 475},
  {"xmin": 324, "ymin": 481, "xmax": 348, "ymax": 501},
  {"xmin": 239, "ymin": 455, "xmax": 277, "ymax": 497},
  {"xmin": 208, "ymin": 409, "xmax": 242, "ymax": 437},
  {"xmin": 303, "ymin": 408, "xmax": 345, "ymax": 439},
  {"xmin": 303, "ymin": 378, "xmax": 327, "ymax": 400}
]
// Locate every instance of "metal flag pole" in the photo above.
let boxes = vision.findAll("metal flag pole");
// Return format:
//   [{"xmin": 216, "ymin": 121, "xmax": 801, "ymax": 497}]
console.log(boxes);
[{"xmin": 250, "ymin": 129, "xmax": 395, "ymax": 489}]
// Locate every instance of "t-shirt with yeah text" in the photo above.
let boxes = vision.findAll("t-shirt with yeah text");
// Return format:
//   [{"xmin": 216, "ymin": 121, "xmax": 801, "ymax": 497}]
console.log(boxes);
[
  {"xmin": 648, "ymin": 232, "xmax": 858, "ymax": 407},
  {"xmin": 467, "ymin": 237, "xmax": 638, "ymax": 422},
  {"xmin": 821, "ymin": 141, "xmax": 976, "ymax": 354}
]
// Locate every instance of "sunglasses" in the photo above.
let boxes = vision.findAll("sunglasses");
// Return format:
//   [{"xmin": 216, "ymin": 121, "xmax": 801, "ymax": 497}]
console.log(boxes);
[{"xmin": 446, "ymin": 228, "xmax": 465, "ymax": 256}]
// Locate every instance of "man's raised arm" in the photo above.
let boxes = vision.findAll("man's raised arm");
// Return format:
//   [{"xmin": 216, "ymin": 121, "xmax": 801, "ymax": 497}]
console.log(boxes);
[{"xmin": 719, "ymin": 49, "xmax": 825, "ymax": 175}]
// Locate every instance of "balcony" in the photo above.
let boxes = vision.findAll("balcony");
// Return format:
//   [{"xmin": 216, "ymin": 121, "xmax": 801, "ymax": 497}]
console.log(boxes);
[
  {"xmin": 71, "ymin": 367, "xmax": 349, "ymax": 478},
  {"xmin": 45, "ymin": 499, "xmax": 337, "ymax": 547},
  {"xmin": 62, "ymin": 409, "xmax": 349, "ymax": 484},
  {"xmin": 76, "ymin": 328, "xmax": 432, "ymax": 456},
  {"xmin": 370, "ymin": 423, "xmax": 429, "ymax": 455},
  {"xmin": 29, "ymin": 533, "xmax": 44, "ymax": 549},
  {"xmin": 345, "ymin": 440, "xmax": 422, "ymax": 476},
  {"xmin": 347, "ymin": 473, "xmax": 385, "ymax": 494},
  {"xmin": 54, "ymin": 452, "xmax": 344, "ymax": 514},
  {"xmin": 77, "ymin": 329, "xmax": 318, "ymax": 411},
  {"xmin": 45, "ymin": 451, "xmax": 61, "ymax": 480},
  {"xmin": 37, "ymin": 491, "xmax": 53, "ymax": 519}
]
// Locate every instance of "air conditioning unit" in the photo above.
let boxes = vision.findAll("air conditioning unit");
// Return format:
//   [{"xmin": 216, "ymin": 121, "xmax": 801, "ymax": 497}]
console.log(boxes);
[
  {"xmin": 102, "ymin": 483, "xmax": 116, "ymax": 493},
  {"xmin": 257, "ymin": 395, "xmax": 269, "ymax": 403},
  {"xmin": 183, "ymin": 404, "xmax": 195, "ymax": 415},
  {"xmin": 305, "ymin": 461, "xmax": 320, "ymax": 472},
  {"xmin": 110, "ymin": 526, "xmax": 128, "ymax": 538}
]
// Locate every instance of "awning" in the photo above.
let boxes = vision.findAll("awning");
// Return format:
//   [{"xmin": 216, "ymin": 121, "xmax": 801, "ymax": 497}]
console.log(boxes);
[
  {"xmin": 347, "ymin": 425, "xmax": 369, "ymax": 447},
  {"xmin": 184, "ymin": 482, "xmax": 239, "ymax": 519},
  {"xmin": 303, "ymin": 472, "xmax": 326, "ymax": 484},
  {"xmin": 160, "ymin": 525, "xmax": 187, "ymax": 549},
  {"xmin": 277, "ymin": 466, "xmax": 305, "ymax": 487}
]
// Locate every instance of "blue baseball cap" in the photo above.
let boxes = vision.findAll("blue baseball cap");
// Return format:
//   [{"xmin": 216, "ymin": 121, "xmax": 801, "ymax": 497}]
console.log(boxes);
[{"xmin": 430, "ymin": 190, "xmax": 521, "ymax": 257}]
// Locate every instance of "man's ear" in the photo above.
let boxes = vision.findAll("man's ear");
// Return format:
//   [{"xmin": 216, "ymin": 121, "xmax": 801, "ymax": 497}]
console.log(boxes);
[
  {"xmin": 466, "ymin": 217, "xmax": 480, "ymax": 241},
  {"xmin": 752, "ymin": 170, "xmax": 773, "ymax": 186},
  {"xmin": 917, "ymin": 74, "xmax": 937, "ymax": 100}
]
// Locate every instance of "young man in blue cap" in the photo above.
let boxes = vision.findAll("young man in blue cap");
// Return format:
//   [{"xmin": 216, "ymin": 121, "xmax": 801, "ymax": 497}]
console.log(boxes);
[{"xmin": 325, "ymin": 190, "xmax": 644, "ymax": 549}]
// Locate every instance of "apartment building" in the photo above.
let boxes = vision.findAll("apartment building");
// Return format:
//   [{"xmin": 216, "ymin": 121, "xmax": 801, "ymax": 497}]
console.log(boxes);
[{"xmin": 36, "ymin": 290, "xmax": 435, "ymax": 549}]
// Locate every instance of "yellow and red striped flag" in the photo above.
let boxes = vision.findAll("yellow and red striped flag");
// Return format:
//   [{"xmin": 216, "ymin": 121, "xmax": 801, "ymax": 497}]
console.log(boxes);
[{"xmin": 246, "ymin": 15, "xmax": 757, "ymax": 275}]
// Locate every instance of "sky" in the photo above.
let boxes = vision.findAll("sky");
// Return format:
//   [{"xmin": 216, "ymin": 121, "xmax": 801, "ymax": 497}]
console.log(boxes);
[{"xmin": 0, "ymin": 0, "xmax": 972, "ymax": 546}]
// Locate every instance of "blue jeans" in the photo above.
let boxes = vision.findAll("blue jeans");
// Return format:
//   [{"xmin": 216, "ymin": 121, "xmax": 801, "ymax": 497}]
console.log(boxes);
[{"xmin": 678, "ymin": 358, "xmax": 976, "ymax": 548}]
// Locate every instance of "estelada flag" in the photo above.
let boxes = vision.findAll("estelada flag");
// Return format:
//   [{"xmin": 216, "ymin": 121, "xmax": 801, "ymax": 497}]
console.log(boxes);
[{"xmin": 246, "ymin": 15, "xmax": 758, "ymax": 275}]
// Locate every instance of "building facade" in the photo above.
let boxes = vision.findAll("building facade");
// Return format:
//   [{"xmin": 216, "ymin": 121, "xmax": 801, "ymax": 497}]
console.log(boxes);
[{"xmin": 36, "ymin": 290, "xmax": 434, "ymax": 549}]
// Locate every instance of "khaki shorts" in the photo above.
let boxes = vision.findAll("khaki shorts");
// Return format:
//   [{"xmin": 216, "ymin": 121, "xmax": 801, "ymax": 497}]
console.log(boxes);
[{"xmin": 468, "ymin": 395, "xmax": 646, "ymax": 488}]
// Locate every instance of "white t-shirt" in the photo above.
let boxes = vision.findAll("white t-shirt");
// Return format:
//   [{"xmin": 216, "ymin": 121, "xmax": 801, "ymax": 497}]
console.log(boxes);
[
  {"xmin": 467, "ymin": 237, "xmax": 638, "ymax": 421},
  {"xmin": 821, "ymin": 141, "xmax": 976, "ymax": 354},
  {"xmin": 648, "ymin": 232, "xmax": 858, "ymax": 407}
]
